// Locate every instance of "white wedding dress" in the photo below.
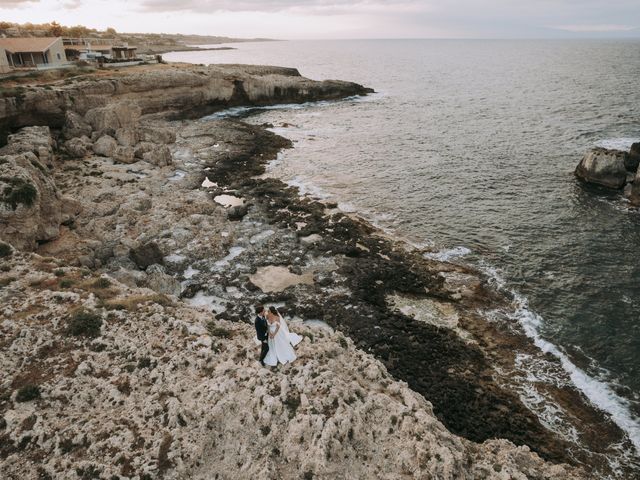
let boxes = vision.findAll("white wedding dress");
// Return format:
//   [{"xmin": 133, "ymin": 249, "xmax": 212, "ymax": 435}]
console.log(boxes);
[
  {"xmin": 278, "ymin": 313, "xmax": 303, "ymax": 347},
  {"xmin": 264, "ymin": 321, "xmax": 297, "ymax": 366}
]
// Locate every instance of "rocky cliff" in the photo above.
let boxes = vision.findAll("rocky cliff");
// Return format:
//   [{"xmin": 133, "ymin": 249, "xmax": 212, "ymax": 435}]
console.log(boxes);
[{"xmin": 0, "ymin": 64, "xmax": 372, "ymax": 139}]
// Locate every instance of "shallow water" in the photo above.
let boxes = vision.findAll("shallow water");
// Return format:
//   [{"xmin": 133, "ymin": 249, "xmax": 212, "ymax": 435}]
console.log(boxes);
[{"xmin": 166, "ymin": 39, "xmax": 640, "ymax": 463}]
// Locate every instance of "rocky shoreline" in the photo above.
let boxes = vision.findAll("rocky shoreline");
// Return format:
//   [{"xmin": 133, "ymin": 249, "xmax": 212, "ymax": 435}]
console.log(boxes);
[{"xmin": 0, "ymin": 64, "xmax": 636, "ymax": 478}]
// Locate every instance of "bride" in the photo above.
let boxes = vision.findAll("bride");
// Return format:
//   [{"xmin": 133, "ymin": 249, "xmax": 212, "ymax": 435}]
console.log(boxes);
[
  {"xmin": 268, "ymin": 306, "xmax": 303, "ymax": 346},
  {"xmin": 263, "ymin": 307, "xmax": 299, "ymax": 366}
]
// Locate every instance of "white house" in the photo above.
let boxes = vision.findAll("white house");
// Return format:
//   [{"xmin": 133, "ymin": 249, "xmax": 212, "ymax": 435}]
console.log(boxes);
[{"xmin": 0, "ymin": 37, "xmax": 67, "ymax": 69}]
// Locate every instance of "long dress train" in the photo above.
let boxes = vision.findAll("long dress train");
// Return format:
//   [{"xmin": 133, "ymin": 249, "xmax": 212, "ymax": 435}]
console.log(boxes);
[
  {"xmin": 278, "ymin": 313, "xmax": 303, "ymax": 347},
  {"xmin": 264, "ymin": 321, "xmax": 297, "ymax": 366}
]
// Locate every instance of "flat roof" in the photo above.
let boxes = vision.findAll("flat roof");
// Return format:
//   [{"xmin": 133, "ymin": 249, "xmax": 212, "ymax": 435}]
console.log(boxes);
[{"xmin": 0, "ymin": 37, "xmax": 60, "ymax": 53}]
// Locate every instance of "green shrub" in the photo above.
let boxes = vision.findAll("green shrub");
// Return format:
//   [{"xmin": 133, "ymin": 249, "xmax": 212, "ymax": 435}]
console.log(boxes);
[
  {"xmin": 1, "ymin": 177, "xmax": 37, "ymax": 210},
  {"xmin": 0, "ymin": 242, "xmax": 13, "ymax": 258},
  {"xmin": 137, "ymin": 357, "xmax": 152, "ymax": 369},
  {"xmin": 207, "ymin": 321, "xmax": 233, "ymax": 339},
  {"xmin": 91, "ymin": 277, "xmax": 111, "ymax": 289},
  {"xmin": 54, "ymin": 269, "xmax": 65, "ymax": 277},
  {"xmin": 16, "ymin": 384, "xmax": 41, "ymax": 402},
  {"xmin": 67, "ymin": 309, "xmax": 102, "ymax": 337},
  {"xmin": 60, "ymin": 279, "xmax": 74, "ymax": 288}
]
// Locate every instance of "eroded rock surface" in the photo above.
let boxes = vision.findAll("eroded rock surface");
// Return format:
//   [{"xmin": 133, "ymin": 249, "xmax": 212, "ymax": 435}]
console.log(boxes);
[
  {"xmin": 0, "ymin": 253, "xmax": 586, "ymax": 479},
  {"xmin": 0, "ymin": 127, "xmax": 80, "ymax": 250},
  {"xmin": 575, "ymin": 147, "xmax": 628, "ymax": 189}
]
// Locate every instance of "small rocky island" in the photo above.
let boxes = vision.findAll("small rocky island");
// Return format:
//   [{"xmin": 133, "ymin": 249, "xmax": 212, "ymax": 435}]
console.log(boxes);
[
  {"xmin": 0, "ymin": 63, "xmax": 633, "ymax": 478},
  {"xmin": 575, "ymin": 142, "xmax": 640, "ymax": 204}
]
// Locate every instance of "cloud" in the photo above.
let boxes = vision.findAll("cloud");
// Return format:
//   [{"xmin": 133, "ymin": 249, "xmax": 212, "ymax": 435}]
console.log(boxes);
[
  {"xmin": 551, "ymin": 23, "xmax": 637, "ymax": 32},
  {"xmin": 139, "ymin": 0, "xmax": 429, "ymax": 15},
  {"xmin": 62, "ymin": 0, "xmax": 82, "ymax": 8},
  {"xmin": 0, "ymin": 0, "xmax": 40, "ymax": 7}
]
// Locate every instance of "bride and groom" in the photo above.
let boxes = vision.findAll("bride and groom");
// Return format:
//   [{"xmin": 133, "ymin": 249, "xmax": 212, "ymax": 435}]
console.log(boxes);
[{"xmin": 255, "ymin": 305, "xmax": 303, "ymax": 367}]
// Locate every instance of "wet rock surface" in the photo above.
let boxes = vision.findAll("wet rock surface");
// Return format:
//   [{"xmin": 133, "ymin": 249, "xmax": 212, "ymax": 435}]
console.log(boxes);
[{"xmin": 575, "ymin": 147, "xmax": 629, "ymax": 189}]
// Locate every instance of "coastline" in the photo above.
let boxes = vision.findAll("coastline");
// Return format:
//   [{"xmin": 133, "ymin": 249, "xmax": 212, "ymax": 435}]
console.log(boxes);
[{"xmin": 0, "ymin": 63, "xmax": 636, "ymax": 477}]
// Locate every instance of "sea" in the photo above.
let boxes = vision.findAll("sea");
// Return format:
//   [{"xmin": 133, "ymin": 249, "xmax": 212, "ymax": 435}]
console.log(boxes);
[{"xmin": 165, "ymin": 39, "xmax": 640, "ymax": 473}]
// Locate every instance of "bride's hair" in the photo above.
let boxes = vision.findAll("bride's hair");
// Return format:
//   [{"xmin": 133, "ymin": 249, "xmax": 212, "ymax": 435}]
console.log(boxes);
[{"xmin": 269, "ymin": 306, "xmax": 279, "ymax": 315}]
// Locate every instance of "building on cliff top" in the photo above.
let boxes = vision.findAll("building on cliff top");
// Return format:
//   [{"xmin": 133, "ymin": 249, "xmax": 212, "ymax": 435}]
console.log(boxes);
[
  {"xmin": 0, "ymin": 37, "xmax": 67, "ymax": 70},
  {"xmin": 63, "ymin": 38, "xmax": 138, "ymax": 62}
]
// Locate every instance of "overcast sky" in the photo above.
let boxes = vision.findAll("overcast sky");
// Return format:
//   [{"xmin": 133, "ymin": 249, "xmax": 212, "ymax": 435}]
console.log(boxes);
[{"xmin": 1, "ymin": 0, "xmax": 639, "ymax": 39}]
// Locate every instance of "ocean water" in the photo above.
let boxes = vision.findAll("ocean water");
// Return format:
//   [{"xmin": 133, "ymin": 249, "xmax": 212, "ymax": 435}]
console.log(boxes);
[{"xmin": 165, "ymin": 39, "xmax": 640, "ymax": 464}]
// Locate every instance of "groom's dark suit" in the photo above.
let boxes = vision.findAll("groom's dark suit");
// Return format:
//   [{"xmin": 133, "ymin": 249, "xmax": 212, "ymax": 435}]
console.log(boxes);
[{"xmin": 255, "ymin": 314, "xmax": 269, "ymax": 365}]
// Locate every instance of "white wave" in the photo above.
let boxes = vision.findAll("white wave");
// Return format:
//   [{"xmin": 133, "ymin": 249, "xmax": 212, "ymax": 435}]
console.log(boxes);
[
  {"xmin": 202, "ymin": 94, "xmax": 373, "ymax": 120},
  {"xmin": 478, "ymin": 263, "xmax": 640, "ymax": 457},
  {"xmin": 287, "ymin": 176, "xmax": 332, "ymax": 200},
  {"xmin": 489, "ymin": 271, "xmax": 640, "ymax": 453},
  {"xmin": 424, "ymin": 246, "xmax": 472, "ymax": 262},
  {"xmin": 595, "ymin": 138, "xmax": 639, "ymax": 151}
]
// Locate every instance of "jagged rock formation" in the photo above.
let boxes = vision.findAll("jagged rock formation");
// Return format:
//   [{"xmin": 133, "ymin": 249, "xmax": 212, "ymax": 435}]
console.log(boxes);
[
  {"xmin": 0, "ymin": 127, "xmax": 80, "ymax": 250},
  {"xmin": 0, "ymin": 253, "xmax": 586, "ymax": 479}
]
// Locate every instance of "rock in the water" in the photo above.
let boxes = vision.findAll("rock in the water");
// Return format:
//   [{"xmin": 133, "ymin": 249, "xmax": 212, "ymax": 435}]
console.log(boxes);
[
  {"xmin": 93, "ymin": 135, "xmax": 118, "ymax": 158},
  {"xmin": 630, "ymin": 170, "xmax": 640, "ymax": 206},
  {"xmin": 129, "ymin": 242, "xmax": 164, "ymax": 269},
  {"xmin": 575, "ymin": 148, "xmax": 628, "ymax": 189},
  {"xmin": 628, "ymin": 142, "xmax": 640, "ymax": 173}
]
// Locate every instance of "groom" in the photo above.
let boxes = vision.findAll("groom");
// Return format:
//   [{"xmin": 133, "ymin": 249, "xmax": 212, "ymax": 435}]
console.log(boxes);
[{"xmin": 254, "ymin": 305, "xmax": 269, "ymax": 366}]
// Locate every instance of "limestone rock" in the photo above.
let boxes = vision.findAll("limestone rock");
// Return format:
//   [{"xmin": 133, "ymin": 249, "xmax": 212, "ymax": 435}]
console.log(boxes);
[
  {"xmin": 115, "ymin": 127, "xmax": 140, "ymax": 147},
  {"xmin": 1, "ymin": 126, "xmax": 55, "ymax": 167},
  {"xmin": 575, "ymin": 148, "xmax": 628, "ymax": 189},
  {"xmin": 93, "ymin": 135, "xmax": 118, "ymax": 158},
  {"xmin": 140, "ymin": 125, "xmax": 177, "ymax": 144},
  {"xmin": 84, "ymin": 102, "xmax": 142, "ymax": 133},
  {"xmin": 0, "ymin": 128, "xmax": 77, "ymax": 250},
  {"xmin": 130, "ymin": 241, "xmax": 164, "ymax": 269},
  {"xmin": 114, "ymin": 145, "xmax": 135, "ymax": 164},
  {"xmin": 144, "ymin": 264, "xmax": 181, "ymax": 296},
  {"xmin": 134, "ymin": 141, "xmax": 155, "ymax": 159},
  {"xmin": 63, "ymin": 136, "xmax": 92, "ymax": 158},
  {"xmin": 142, "ymin": 145, "xmax": 172, "ymax": 166},
  {"xmin": 62, "ymin": 110, "xmax": 92, "ymax": 139}
]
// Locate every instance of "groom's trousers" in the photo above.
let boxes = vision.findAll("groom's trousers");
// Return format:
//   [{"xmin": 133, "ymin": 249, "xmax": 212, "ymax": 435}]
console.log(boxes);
[{"xmin": 260, "ymin": 341, "xmax": 269, "ymax": 364}]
